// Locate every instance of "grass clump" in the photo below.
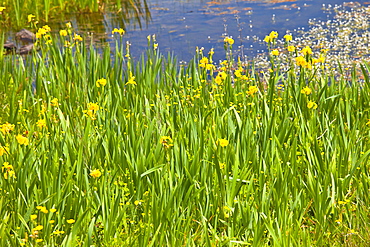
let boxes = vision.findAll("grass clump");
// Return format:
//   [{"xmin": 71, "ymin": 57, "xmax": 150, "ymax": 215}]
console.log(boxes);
[
  {"xmin": 0, "ymin": 25, "xmax": 370, "ymax": 247},
  {"xmin": 0, "ymin": 0, "xmax": 148, "ymax": 29}
]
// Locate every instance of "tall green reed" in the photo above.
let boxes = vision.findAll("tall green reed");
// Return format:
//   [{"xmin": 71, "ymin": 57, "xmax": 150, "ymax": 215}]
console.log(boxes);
[{"xmin": 0, "ymin": 28, "xmax": 370, "ymax": 246}]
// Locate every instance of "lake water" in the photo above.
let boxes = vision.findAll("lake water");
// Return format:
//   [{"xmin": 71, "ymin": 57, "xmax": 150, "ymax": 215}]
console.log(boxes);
[{"xmin": 8, "ymin": 0, "xmax": 370, "ymax": 61}]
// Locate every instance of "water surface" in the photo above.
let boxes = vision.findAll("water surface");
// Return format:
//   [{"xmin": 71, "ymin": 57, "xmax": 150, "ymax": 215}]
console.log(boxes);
[{"xmin": 8, "ymin": 0, "xmax": 370, "ymax": 61}]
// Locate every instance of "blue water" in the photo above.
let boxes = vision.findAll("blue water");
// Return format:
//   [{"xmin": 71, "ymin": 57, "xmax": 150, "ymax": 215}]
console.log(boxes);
[
  {"xmin": 41, "ymin": 0, "xmax": 370, "ymax": 61},
  {"xmin": 116, "ymin": 0, "xmax": 369, "ymax": 61}
]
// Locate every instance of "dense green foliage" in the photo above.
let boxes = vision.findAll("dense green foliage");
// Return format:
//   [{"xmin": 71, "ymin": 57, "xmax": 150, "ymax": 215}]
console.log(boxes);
[
  {"xmin": 1, "ymin": 29, "xmax": 370, "ymax": 246},
  {"xmin": 0, "ymin": 0, "xmax": 148, "ymax": 28}
]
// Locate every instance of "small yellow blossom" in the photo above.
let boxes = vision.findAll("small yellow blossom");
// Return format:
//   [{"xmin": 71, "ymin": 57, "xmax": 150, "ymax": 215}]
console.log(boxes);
[
  {"xmin": 234, "ymin": 69, "xmax": 243, "ymax": 78},
  {"xmin": 83, "ymin": 103, "xmax": 99, "ymax": 120},
  {"xmin": 217, "ymin": 138, "xmax": 229, "ymax": 147},
  {"xmin": 59, "ymin": 30, "xmax": 68, "ymax": 36},
  {"xmin": 240, "ymin": 75, "xmax": 248, "ymax": 80},
  {"xmin": 305, "ymin": 62, "xmax": 313, "ymax": 70},
  {"xmin": 4, "ymin": 169, "xmax": 15, "ymax": 179},
  {"xmin": 160, "ymin": 136, "xmax": 173, "ymax": 148},
  {"xmin": 224, "ymin": 36, "xmax": 234, "ymax": 45},
  {"xmin": 28, "ymin": 14, "xmax": 35, "ymax": 23},
  {"xmin": 30, "ymin": 215, "xmax": 37, "ymax": 220},
  {"xmin": 0, "ymin": 145, "xmax": 9, "ymax": 156},
  {"xmin": 219, "ymin": 71, "xmax": 228, "ymax": 80},
  {"xmin": 53, "ymin": 230, "xmax": 65, "ymax": 235},
  {"xmin": 66, "ymin": 219, "xmax": 75, "ymax": 224},
  {"xmin": 0, "ymin": 7, "xmax": 6, "ymax": 12},
  {"xmin": 199, "ymin": 57, "xmax": 209, "ymax": 67},
  {"xmin": 90, "ymin": 169, "xmax": 102, "ymax": 178},
  {"xmin": 301, "ymin": 46, "xmax": 313, "ymax": 55},
  {"xmin": 126, "ymin": 75, "xmax": 137, "ymax": 85},
  {"xmin": 36, "ymin": 27, "xmax": 49, "ymax": 39},
  {"xmin": 42, "ymin": 25, "xmax": 51, "ymax": 32},
  {"xmin": 295, "ymin": 56, "xmax": 307, "ymax": 67},
  {"xmin": 2, "ymin": 162, "xmax": 13, "ymax": 172},
  {"xmin": 16, "ymin": 135, "xmax": 29, "ymax": 146},
  {"xmin": 50, "ymin": 208, "xmax": 57, "ymax": 213},
  {"xmin": 307, "ymin": 101, "xmax": 318, "ymax": 109},
  {"xmin": 112, "ymin": 28, "xmax": 125, "ymax": 36},
  {"xmin": 39, "ymin": 104, "xmax": 47, "ymax": 116},
  {"xmin": 208, "ymin": 48, "xmax": 214, "ymax": 56},
  {"xmin": 0, "ymin": 122, "xmax": 15, "ymax": 135},
  {"xmin": 36, "ymin": 119, "xmax": 47, "ymax": 129},
  {"xmin": 271, "ymin": 49, "xmax": 279, "ymax": 56},
  {"xmin": 199, "ymin": 58, "xmax": 209, "ymax": 67},
  {"xmin": 321, "ymin": 49, "xmax": 329, "ymax": 54},
  {"xmin": 51, "ymin": 98, "xmax": 59, "ymax": 107},
  {"xmin": 287, "ymin": 45, "xmax": 295, "ymax": 52},
  {"xmin": 206, "ymin": 63, "xmax": 215, "ymax": 70},
  {"xmin": 220, "ymin": 60, "xmax": 228, "ymax": 66},
  {"xmin": 88, "ymin": 103, "xmax": 99, "ymax": 112},
  {"xmin": 284, "ymin": 34, "xmax": 292, "ymax": 42},
  {"xmin": 96, "ymin": 78, "xmax": 107, "ymax": 87},
  {"xmin": 53, "ymin": 230, "xmax": 64, "ymax": 235},
  {"xmin": 317, "ymin": 56, "xmax": 325, "ymax": 63},
  {"xmin": 66, "ymin": 22, "xmax": 72, "ymax": 29},
  {"xmin": 301, "ymin": 87, "xmax": 312, "ymax": 95},
  {"xmin": 335, "ymin": 219, "xmax": 342, "ymax": 224},
  {"xmin": 337, "ymin": 200, "xmax": 347, "ymax": 205},
  {"xmin": 36, "ymin": 206, "xmax": 48, "ymax": 213},
  {"xmin": 73, "ymin": 33, "xmax": 83, "ymax": 42},
  {"xmin": 215, "ymin": 76, "xmax": 222, "ymax": 85},
  {"xmin": 36, "ymin": 239, "xmax": 43, "ymax": 243},
  {"xmin": 247, "ymin": 85, "xmax": 258, "ymax": 96},
  {"xmin": 264, "ymin": 35, "xmax": 271, "ymax": 43},
  {"xmin": 2, "ymin": 162, "xmax": 16, "ymax": 179},
  {"xmin": 33, "ymin": 225, "xmax": 43, "ymax": 231},
  {"xmin": 215, "ymin": 71, "xmax": 227, "ymax": 85},
  {"xmin": 269, "ymin": 31, "xmax": 278, "ymax": 39}
]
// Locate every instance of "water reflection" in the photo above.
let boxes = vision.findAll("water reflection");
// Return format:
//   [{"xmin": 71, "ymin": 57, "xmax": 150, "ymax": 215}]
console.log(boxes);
[
  {"xmin": 4, "ymin": 0, "xmax": 370, "ymax": 61},
  {"xmin": 4, "ymin": 0, "xmax": 151, "ymax": 45},
  {"xmin": 140, "ymin": 0, "xmax": 369, "ymax": 61},
  {"xmin": 111, "ymin": 0, "xmax": 151, "ymax": 30},
  {"xmin": 50, "ymin": 0, "xmax": 151, "ymax": 42}
]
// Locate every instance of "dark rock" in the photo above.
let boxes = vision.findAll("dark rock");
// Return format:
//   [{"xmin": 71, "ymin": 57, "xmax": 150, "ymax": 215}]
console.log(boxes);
[
  {"xmin": 3, "ymin": 29, "xmax": 36, "ymax": 55},
  {"xmin": 4, "ymin": 42, "xmax": 16, "ymax": 51},
  {"xmin": 15, "ymin": 29, "xmax": 35, "ymax": 43},
  {"xmin": 18, "ymin": 44, "xmax": 34, "ymax": 55}
]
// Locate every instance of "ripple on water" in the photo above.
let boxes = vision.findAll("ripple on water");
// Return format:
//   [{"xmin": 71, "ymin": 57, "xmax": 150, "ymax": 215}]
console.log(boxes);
[{"xmin": 249, "ymin": 4, "xmax": 370, "ymax": 79}]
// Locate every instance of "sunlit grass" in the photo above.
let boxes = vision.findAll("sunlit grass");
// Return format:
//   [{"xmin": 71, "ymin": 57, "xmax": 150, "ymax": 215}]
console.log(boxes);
[
  {"xmin": 0, "ymin": 0, "xmax": 149, "ymax": 29},
  {"xmin": 0, "ymin": 26, "xmax": 370, "ymax": 246}
]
